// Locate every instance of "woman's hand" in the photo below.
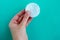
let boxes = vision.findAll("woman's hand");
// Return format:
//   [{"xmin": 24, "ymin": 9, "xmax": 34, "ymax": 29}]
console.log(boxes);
[{"xmin": 9, "ymin": 10, "xmax": 32, "ymax": 40}]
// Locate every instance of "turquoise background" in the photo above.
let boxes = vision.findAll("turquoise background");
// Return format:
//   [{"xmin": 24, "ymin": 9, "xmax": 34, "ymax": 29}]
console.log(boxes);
[{"xmin": 0, "ymin": 0, "xmax": 60, "ymax": 40}]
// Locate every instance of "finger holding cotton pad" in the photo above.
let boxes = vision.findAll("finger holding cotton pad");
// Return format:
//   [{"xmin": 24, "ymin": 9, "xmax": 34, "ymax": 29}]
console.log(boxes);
[{"xmin": 25, "ymin": 3, "xmax": 40, "ymax": 17}]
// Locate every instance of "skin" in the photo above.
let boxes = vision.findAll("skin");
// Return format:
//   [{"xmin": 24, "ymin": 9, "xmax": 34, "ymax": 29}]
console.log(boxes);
[{"xmin": 9, "ymin": 10, "xmax": 32, "ymax": 40}]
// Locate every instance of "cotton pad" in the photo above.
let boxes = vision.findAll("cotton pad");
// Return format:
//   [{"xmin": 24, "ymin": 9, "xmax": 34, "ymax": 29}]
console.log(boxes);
[{"xmin": 25, "ymin": 3, "xmax": 40, "ymax": 17}]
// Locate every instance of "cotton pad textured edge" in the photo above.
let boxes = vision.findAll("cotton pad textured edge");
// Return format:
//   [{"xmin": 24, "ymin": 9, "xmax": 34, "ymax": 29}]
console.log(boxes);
[{"xmin": 25, "ymin": 3, "xmax": 40, "ymax": 17}]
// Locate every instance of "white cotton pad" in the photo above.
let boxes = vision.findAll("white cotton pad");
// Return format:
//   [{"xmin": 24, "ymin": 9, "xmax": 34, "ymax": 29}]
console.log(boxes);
[{"xmin": 25, "ymin": 3, "xmax": 40, "ymax": 17}]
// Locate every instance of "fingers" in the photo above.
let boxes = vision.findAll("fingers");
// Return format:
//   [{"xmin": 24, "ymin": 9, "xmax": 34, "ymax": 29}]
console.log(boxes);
[
  {"xmin": 26, "ymin": 17, "xmax": 32, "ymax": 26},
  {"xmin": 17, "ymin": 10, "xmax": 25, "ymax": 18},
  {"xmin": 19, "ymin": 11, "xmax": 30, "ymax": 27},
  {"xmin": 13, "ymin": 10, "xmax": 25, "ymax": 21},
  {"xmin": 10, "ymin": 10, "xmax": 32, "ymax": 28},
  {"xmin": 11, "ymin": 10, "xmax": 25, "ymax": 24}
]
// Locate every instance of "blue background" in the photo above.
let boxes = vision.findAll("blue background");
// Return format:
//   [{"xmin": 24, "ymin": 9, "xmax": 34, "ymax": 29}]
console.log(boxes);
[{"xmin": 0, "ymin": 0, "xmax": 60, "ymax": 40}]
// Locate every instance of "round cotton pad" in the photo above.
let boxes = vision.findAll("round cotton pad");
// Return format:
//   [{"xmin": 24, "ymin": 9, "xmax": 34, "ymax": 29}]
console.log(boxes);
[{"xmin": 25, "ymin": 3, "xmax": 40, "ymax": 17}]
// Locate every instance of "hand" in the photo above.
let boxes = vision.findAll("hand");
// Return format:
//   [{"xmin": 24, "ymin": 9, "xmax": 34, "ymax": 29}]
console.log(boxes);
[{"xmin": 9, "ymin": 10, "xmax": 32, "ymax": 40}]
